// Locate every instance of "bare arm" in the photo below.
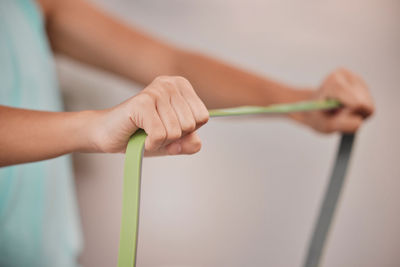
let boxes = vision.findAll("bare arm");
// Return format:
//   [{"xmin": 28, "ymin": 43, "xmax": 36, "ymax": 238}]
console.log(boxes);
[
  {"xmin": 41, "ymin": 0, "xmax": 374, "ymax": 132},
  {"xmin": 0, "ymin": 106, "xmax": 95, "ymax": 166},
  {"xmin": 0, "ymin": 77, "xmax": 209, "ymax": 166},
  {"xmin": 1, "ymin": 1, "xmax": 375, "ymax": 167},
  {"xmin": 42, "ymin": 0, "xmax": 310, "ymax": 109}
]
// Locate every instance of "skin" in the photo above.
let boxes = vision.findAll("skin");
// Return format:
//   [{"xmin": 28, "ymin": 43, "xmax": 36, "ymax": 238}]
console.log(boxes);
[{"xmin": 0, "ymin": 0, "xmax": 374, "ymax": 167}]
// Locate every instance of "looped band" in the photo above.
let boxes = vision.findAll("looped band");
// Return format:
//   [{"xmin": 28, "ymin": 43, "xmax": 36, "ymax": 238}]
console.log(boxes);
[{"xmin": 118, "ymin": 100, "xmax": 354, "ymax": 267}]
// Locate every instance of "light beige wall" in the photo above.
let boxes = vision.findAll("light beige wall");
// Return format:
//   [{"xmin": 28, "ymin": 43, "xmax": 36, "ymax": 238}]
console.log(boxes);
[{"xmin": 58, "ymin": 0, "xmax": 400, "ymax": 266}]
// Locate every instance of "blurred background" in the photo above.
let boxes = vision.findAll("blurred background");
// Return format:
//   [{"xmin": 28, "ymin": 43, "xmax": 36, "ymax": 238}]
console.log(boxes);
[{"xmin": 57, "ymin": 0, "xmax": 400, "ymax": 266}]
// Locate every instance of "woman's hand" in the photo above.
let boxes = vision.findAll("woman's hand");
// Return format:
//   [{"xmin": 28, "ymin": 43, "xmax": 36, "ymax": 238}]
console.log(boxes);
[
  {"xmin": 91, "ymin": 76, "xmax": 209, "ymax": 156},
  {"xmin": 292, "ymin": 68, "xmax": 375, "ymax": 133},
  {"xmin": 0, "ymin": 76, "xmax": 208, "ymax": 166}
]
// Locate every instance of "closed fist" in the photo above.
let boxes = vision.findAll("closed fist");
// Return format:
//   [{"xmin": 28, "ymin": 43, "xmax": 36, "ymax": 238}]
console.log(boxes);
[
  {"xmin": 295, "ymin": 68, "xmax": 374, "ymax": 133},
  {"xmin": 91, "ymin": 76, "xmax": 209, "ymax": 156}
]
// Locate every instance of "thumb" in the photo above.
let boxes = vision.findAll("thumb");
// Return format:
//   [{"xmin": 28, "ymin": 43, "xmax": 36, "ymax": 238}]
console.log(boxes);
[{"xmin": 144, "ymin": 132, "xmax": 202, "ymax": 157}]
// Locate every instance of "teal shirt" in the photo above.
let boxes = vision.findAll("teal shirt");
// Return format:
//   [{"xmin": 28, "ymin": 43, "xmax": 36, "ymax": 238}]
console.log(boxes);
[{"xmin": 0, "ymin": 0, "xmax": 82, "ymax": 266}]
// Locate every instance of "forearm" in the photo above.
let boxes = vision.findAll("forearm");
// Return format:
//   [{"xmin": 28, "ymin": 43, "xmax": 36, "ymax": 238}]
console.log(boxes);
[
  {"xmin": 45, "ymin": 0, "xmax": 176, "ymax": 85},
  {"xmin": 0, "ymin": 106, "xmax": 95, "ymax": 166},
  {"xmin": 40, "ymin": 0, "xmax": 373, "ymax": 137},
  {"xmin": 173, "ymin": 50, "xmax": 313, "ymax": 108},
  {"xmin": 44, "ymin": 0, "xmax": 312, "ymax": 109}
]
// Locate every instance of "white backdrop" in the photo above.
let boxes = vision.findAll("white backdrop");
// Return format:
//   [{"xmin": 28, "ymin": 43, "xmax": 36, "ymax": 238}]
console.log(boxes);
[{"xmin": 58, "ymin": 0, "xmax": 400, "ymax": 266}]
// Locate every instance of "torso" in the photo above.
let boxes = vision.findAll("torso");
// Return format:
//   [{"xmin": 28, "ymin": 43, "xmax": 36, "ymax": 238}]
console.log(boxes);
[{"xmin": 0, "ymin": 1, "xmax": 82, "ymax": 266}]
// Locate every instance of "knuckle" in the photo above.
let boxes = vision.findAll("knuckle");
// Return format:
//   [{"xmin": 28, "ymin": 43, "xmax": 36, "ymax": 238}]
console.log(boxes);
[
  {"xmin": 174, "ymin": 76, "xmax": 194, "ymax": 92},
  {"xmin": 152, "ymin": 130, "xmax": 167, "ymax": 144},
  {"xmin": 197, "ymin": 112, "xmax": 210, "ymax": 125},
  {"xmin": 135, "ymin": 93, "xmax": 155, "ymax": 106},
  {"xmin": 154, "ymin": 75, "xmax": 169, "ymax": 83},
  {"xmin": 182, "ymin": 120, "xmax": 196, "ymax": 132},
  {"xmin": 174, "ymin": 75, "xmax": 189, "ymax": 82},
  {"xmin": 158, "ymin": 77, "xmax": 180, "ymax": 95},
  {"xmin": 175, "ymin": 76, "xmax": 191, "ymax": 85},
  {"xmin": 147, "ymin": 89, "xmax": 163, "ymax": 100},
  {"xmin": 154, "ymin": 76, "xmax": 175, "ymax": 89},
  {"xmin": 166, "ymin": 86, "xmax": 179, "ymax": 96},
  {"xmin": 167, "ymin": 128, "xmax": 182, "ymax": 141}
]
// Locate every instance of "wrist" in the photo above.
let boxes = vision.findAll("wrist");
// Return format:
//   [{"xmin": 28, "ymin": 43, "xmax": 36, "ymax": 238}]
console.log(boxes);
[
  {"xmin": 72, "ymin": 109, "xmax": 104, "ymax": 153},
  {"xmin": 257, "ymin": 78, "xmax": 315, "ymax": 105},
  {"xmin": 283, "ymin": 87, "xmax": 315, "ymax": 103},
  {"xmin": 283, "ymin": 87, "xmax": 316, "ymax": 123}
]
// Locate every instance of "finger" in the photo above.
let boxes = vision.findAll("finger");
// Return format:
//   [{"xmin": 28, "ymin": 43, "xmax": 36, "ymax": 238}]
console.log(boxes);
[
  {"xmin": 156, "ymin": 98, "xmax": 182, "ymax": 146},
  {"xmin": 351, "ymin": 80, "xmax": 375, "ymax": 118},
  {"xmin": 144, "ymin": 141, "xmax": 182, "ymax": 156},
  {"xmin": 144, "ymin": 132, "xmax": 202, "ymax": 156},
  {"xmin": 351, "ymin": 87, "xmax": 374, "ymax": 118},
  {"xmin": 144, "ymin": 132, "xmax": 201, "ymax": 157},
  {"xmin": 328, "ymin": 70, "xmax": 374, "ymax": 118},
  {"xmin": 341, "ymin": 71, "xmax": 374, "ymax": 117},
  {"xmin": 176, "ymin": 132, "xmax": 202, "ymax": 154},
  {"xmin": 135, "ymin": 98, "xmax": 166, "ymax": 152},
  {"xmin": 323, "ymin": 85, "xmax": 370, "ymax": 121},
  {"xmin": 175, "ymin": 77, "xmax": 209, "ymax": 128},
  {"xmin": 328, "ymin": 88, "xmax": 372, "ymax": 119},
  {"xmin": 324, "ymin": 109, "xmax": 363, "ymax": 133},
  {"xmin": 324, "ymin": 75, "xmax": 357, "ymax": 108},
  {"xmin": 170, "ymin": 92, "xmax": 196, "ymax": 135}
]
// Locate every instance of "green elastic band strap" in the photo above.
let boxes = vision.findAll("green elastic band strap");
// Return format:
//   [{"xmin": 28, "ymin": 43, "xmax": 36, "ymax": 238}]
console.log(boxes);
[
  {"xmin": 118, "ymin": 99, "xmax": 353, "ymax": 267},
  {"xmin": 118, "ymin": 130, "xmax": 146, "ymax": 267},
  {"xmin": 208, "ymin": 99, "xmax": 340, "ymax": 117}
]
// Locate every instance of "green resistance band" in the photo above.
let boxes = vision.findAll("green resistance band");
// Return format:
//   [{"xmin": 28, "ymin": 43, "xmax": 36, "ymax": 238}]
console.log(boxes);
[{"xmin": 118, "ymin": 99, "xmax": 354, "ymax": 267}]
